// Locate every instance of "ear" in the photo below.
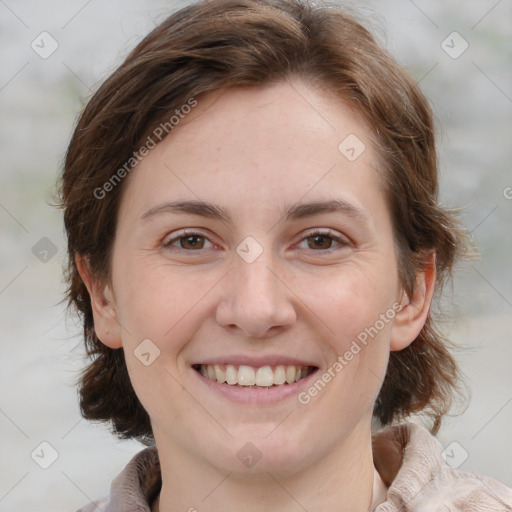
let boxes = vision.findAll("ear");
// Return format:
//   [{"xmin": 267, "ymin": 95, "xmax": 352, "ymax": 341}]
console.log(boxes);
[
  {"xmin": 390, "ymin": 252, "xmax": 436, "ymax": 351},
  {"xmin": 75, "ymin": 254, "xmax": 123, "ymax": 349}
]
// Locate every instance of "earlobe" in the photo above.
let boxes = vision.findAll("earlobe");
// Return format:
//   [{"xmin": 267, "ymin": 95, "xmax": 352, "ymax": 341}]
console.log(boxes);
[
  {"xmin": 390, "ymin": 253, "xmax": 436, "ymax": 351},
  {"xmin": 75, "ymin": 254, "xmax": 123, "ymax": 349}
]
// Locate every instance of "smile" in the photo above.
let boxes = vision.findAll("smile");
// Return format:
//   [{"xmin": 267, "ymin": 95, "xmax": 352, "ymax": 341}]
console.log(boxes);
[{"xmin": 193, "ymin": 364, "xmax": 316, "ymax": 388}]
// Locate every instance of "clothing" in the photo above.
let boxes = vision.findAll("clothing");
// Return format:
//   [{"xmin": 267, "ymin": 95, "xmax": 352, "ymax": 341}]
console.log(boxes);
[{"xmin": 77, "ymin": 422, "xmax": 512, "ymax": 512}]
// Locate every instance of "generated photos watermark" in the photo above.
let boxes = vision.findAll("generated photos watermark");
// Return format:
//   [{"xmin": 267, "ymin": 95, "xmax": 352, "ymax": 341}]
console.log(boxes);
[
  {"xmin": 298, "ymin": 301, "xmax": 403, "ymax": 405},
  {"xmin": 93, "ymin": 97, "xmax": 198, "ymax": 200}
]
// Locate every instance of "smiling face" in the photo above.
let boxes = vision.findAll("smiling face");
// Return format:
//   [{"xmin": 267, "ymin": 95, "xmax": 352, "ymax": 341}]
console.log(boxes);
[{"xmin": 82, "ymin": 79, "xmax": 433, "ymax": 478}]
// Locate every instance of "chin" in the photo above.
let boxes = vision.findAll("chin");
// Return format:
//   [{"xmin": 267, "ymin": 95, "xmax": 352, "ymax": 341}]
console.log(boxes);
[{"xmin": 202, "ymin": 425, "xmax": 318, "ymax": 479}]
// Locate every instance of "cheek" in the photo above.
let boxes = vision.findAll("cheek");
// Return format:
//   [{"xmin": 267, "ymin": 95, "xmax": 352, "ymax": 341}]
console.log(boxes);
[
  {"xmin": 298, "ymin": 264, "xmax": 398, "ymax": 347},
  {"xmin": 113, "ymin": 258, "xmax": 221, "ymax": 345},
  {"xmin": 296, "ymin": 266, "xmax": 396, "ymax": 405}
]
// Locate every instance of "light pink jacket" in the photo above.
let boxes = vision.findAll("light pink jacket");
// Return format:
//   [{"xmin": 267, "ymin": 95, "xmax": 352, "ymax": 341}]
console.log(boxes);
[{"xmin": 77, "ymin": 422, "xmax": 512, "ymax": 511}]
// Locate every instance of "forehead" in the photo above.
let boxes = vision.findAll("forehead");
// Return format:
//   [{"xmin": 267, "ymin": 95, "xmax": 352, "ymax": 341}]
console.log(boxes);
[{"xmin": 121, "ymin": 79, "xmax": 385, "ymax": 223}]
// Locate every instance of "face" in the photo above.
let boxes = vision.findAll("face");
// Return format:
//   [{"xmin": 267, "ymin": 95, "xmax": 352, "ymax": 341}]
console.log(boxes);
[{"xmin": 87, "ymin": 79, "xmax": 430, "ymax": 478}]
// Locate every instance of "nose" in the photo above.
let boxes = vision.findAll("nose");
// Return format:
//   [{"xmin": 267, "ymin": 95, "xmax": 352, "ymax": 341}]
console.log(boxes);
[{"xmin": 215, "ymin": 250, "xmax": 297, "ymax": 339}]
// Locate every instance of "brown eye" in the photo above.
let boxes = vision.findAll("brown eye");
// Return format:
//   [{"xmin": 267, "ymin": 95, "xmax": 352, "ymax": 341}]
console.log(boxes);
[
  {"xmin": 163, "ymin": 231, "xmax": 214, "ymax": 251},
  {"xmin": 307, "ymin": 234, "xmax": 334, "ymax": 250},
  {"xmin": 295, "ymin": 229, "xmax": 348, "ymax": 253},
  {"xmin": 179, "ymin": 235, "xmax": 205, "ymax": 250}
]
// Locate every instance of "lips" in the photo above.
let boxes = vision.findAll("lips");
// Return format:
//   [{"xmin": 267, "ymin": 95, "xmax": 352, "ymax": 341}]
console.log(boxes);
[{"xmin": 193, "ymin": 363, "xmax": 316, "ymax": 388}]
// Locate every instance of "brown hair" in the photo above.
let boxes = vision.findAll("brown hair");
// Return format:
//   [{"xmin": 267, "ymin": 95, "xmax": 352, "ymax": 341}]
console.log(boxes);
[{"xmin": 58, "ymin": 0, "xmax": 468, "ymax": 445}]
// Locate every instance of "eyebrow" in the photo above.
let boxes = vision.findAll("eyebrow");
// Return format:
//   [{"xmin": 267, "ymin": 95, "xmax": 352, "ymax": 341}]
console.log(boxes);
[{"xmin": 140, "ymin": 199, "xmax": 370, "ymax": 225}]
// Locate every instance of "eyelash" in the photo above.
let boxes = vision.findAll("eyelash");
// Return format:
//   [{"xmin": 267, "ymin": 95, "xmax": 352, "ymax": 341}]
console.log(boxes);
[{"xmin": 162, "ymin": 229, "xmax": 350, "ymax": 253}]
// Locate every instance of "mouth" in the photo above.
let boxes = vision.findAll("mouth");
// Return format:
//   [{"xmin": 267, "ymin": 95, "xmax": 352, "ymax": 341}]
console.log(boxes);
[{"xmin": 192, "ymin": 363, "xmax": 317, "ymax": 388}]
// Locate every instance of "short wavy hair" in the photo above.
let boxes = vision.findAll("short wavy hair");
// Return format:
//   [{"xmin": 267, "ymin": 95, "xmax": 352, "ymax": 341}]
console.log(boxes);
[{"xmin": 58, "ymin": 0, "xmax": 468, "ymax": 445}]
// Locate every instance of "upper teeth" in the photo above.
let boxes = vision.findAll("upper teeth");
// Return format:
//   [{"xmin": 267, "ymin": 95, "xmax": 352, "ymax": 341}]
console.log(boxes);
[{"xmin": 198, "ymin": 364, "xmax": 312, "ymax": 387}]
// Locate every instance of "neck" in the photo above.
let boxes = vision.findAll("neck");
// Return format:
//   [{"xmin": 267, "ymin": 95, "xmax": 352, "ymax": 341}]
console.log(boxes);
[{"xmin": 153, "ymin": 422, "xmax": 378, "ymax": 512}]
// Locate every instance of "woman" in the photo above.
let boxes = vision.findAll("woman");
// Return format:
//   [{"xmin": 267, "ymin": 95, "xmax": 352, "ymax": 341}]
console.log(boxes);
[{"xmin": 58, "ymin": 0, "xmax": 512, "ymax": 510}]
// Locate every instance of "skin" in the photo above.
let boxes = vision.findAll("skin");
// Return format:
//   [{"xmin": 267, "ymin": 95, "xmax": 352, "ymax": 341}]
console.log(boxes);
[{"xmin": 78, "ymin": 79, "xmax": 435, "ymax": 512}]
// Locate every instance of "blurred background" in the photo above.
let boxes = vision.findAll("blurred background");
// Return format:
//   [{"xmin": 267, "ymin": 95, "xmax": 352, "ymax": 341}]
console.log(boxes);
[{"xmin": 0, "ymin": 1, "xmax": 510, "ymax": 510}]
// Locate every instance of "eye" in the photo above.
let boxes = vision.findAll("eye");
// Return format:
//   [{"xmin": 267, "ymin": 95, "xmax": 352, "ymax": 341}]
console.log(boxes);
[
  {"xmin": 296, "ymin": 229, "xmax": 349, "ymax": 252},
  {"xmin": 162, "ymin": 230, "xmax": 214, "ymax": 251},
  {"xmin": 161, "ymin": 228, "xmax": 349, "ymax": 253}
]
